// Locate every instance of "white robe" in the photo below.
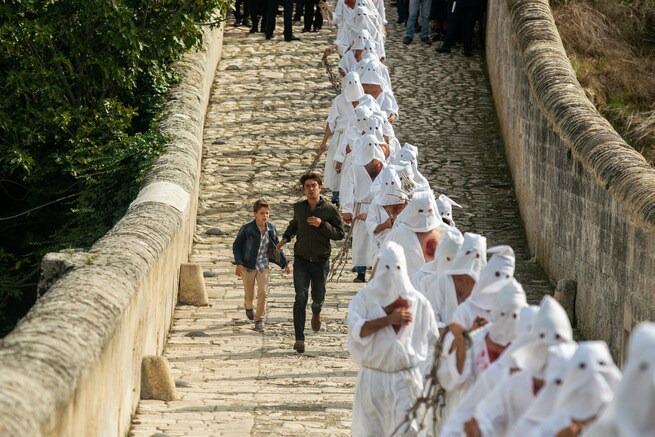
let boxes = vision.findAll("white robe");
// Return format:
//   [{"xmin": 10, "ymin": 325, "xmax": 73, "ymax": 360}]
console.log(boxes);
[
  {"xmin": 342, "ymin": 162, "xmax": 377, "ymax": 267},
  {"xmin": 325, "ymin": 95, "xmax": 356, "ymax": 191},
  {"xmin": 382, "ymin": 224, "xmax": 425, "ymax": 277},
  {"xmin": 348, "ymin": 287, "xmax": 438, "ymax": 436},
  {"xmin": 475, "ymin": 370, "xmax": 538, "ymax": 436},
  {"xmin": 437, "ymin": 327, "xmax": 491, "ymax": 428},
  {"xmin": 451, "ymin": 300, "xmax": 493, "ymax": 331},
  {"xmin": 376, "ymin": 90, "xmax": 399, "ymax": 120},
  {"xmin": 421, "ymin": 274, "xmax": 457, "ymax": 329},
  {"xmin": 365, "ymin": 201, "xmax": 392, "ymax": 264},
  {"xmin": 441, "ymin": 360, "xmax": 513, "ymax": 436}
]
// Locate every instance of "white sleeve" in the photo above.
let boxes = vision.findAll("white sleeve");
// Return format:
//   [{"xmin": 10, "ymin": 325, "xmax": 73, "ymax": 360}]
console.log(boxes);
[
  {"xmin": 326, "ymin": 99, "xmax": 340, "ymax": 132},
  {"xmin": 474, "ymin": 377, "xmax": 516, "ymax": 437},
  {"xmin": 347, "ymin": 295, "xmax": 373, "ymax": 347},
  {"xmin": 340, "ymin": 164, "xmax": 355, "ymax": 214},
  {"xmin": 437, "ymin": 332, "xmax": 473, "ymax": 392}
]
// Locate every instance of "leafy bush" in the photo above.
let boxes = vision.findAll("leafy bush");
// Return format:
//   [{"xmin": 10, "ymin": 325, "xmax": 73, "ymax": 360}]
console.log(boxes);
[{"xmin": 0, "ymin": 0, "xmax": 228, "ymax": 336}]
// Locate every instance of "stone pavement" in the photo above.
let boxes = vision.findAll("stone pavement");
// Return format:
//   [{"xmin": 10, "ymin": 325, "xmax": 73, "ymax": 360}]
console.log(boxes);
[{"xmin": 129, "ymin": 6, "xmax": 552, "ymax": 437}]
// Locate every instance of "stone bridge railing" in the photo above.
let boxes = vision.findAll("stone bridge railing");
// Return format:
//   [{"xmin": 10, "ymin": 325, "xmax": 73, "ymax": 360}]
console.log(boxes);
[
  {"xmin": 0, "ymin": 25, "xmax": 224, "ymax": 436},
  {"xmin": 487, "ymin": 0, "xmax": 655, "ymax": 359}
]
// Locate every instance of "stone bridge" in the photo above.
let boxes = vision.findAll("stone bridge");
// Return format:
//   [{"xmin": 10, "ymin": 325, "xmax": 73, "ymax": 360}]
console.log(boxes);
[{"xmin": 0, "ymin": 0, "xmax": 653, "ymax": 435}]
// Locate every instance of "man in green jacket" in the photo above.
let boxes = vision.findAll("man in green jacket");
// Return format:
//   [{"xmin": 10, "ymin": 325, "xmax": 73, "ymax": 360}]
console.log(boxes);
[{"xmin": 277, "ymin": 172, "xmax": 345, "ymax": 353}]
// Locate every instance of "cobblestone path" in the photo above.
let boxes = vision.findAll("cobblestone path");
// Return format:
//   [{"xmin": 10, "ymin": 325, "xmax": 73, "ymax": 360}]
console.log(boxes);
[{"xmin": 130, "ymin": 6, "xmax": 552, "ymax": 437}]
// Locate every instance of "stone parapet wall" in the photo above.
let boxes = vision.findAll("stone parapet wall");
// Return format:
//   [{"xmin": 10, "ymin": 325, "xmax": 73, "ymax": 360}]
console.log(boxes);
[
  {"xmin": 0, "ymin": 25, "xmax": 224, "ymax": 436},
  {"xmin": 486, "ymin": 0, "xmax": 655, "ymax": 358}
]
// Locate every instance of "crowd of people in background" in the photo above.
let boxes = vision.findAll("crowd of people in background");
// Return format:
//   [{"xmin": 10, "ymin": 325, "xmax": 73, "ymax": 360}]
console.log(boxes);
[{"xmin": 232, "ymin": 0, "xmax": 655, "ymax": 434}]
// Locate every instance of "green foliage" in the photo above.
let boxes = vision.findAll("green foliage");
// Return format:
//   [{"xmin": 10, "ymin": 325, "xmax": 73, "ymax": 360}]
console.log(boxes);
[{"xmin": 0, "ymin": 0, "xmax": 229, "ymax": 336}]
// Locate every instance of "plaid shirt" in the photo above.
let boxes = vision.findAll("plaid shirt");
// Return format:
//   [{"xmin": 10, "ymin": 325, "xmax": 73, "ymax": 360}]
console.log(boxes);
[{"xmin": 255, "ymin": 228, "xmax": 269, "ymax": 272}]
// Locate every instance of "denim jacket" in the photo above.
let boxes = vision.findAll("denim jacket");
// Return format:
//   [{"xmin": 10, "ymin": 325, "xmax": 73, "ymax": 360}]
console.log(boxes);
[{"xmin": 232, "ymin": 220, "xmax": 288, "ymax": 269}]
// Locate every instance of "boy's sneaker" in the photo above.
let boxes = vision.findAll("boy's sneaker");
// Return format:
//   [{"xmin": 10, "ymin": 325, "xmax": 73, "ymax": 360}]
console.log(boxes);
[
  {"xmin": 353, "ymin": 274, "xmax": 366, "ymax": 283},
  {"xmin": 403, "ymin": 36, "xmax": 412, "ymax": 45},
  {"xmin": 245, "ymin": 308, "xmax": 254, "ymax": 320},
  {"xmin": 421, "ymin": 37, "xmax": 432, "ymax": 45},
  {"xmin": 255, "ymin": 320, "xmax": 264, "ymax": 331}
]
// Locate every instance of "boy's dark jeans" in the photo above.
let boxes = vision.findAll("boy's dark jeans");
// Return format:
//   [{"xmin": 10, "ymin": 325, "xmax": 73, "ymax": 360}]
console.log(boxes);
[{"xmin": 293, "ymin": 257, "xmax": 329, "ymax": 340}]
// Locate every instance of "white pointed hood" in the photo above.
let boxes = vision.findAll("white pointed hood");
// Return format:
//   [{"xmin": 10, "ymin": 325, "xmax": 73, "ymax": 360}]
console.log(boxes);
[
  {"xmin": 365, "ymin": 113, "xmax": 386, "ymax": 143},
  {"xmin": 495, "ymin": 305, "xmax": 540, "ymax": 368},
  {"xmin": 365, "ymin": 241, "xmax": 414, "ymax": 307},
  {"xmin": 510, "ymin": 295, "xmax": 574, "ymax": 378},
  {"xmin": 372, "ymin": 166, "xmax": 407, "ymax": 206},
  {"xmin": 343, "ymin": 71, "xmax": 365, "ymax": 103},
  {"xmin": 519, "ymin": 342, "xmax": 579, "ymax": 426},
  {"xmin": 396, "ymin": 190, "xmax": 442, "ymax": 233},
  {"xmin": 594, "ymin": 322, "xmax": 655, "ymax": 437},
  {"xmin": 357, "ymin": 94, "xmax": 382, "ymax": 114},
  {"xmin": 422, "ymin": 227, "xmax": 465, "ymax": 276},
  {"xmin": 353, "ymin": 133, "xmax": 386, "ymax": 166},
  {"xmin": 551, "ymin": 341, "xmax": 621, "ymax": 421},
  {"xmin": 436, "ymin": 193, "xmax": 462, "ymax": 227},
  {"xmin": 350, "ymin": 28, "xmax": 372, "ymax": 51},
  {"xmin": 445, "ymin": 232, "xmax": 487, "ymax": 281},
  {"xmin": 393, "ymin": 142, "xmax": 430, "ymax": 189},
  {"xmin": 486, "ymin": 278, "xmax": 528, "ymax": 347},
  {"xmin": 359, "ymin": 58, "xmax": 387, "ymax": 87},
  {"xmin": 465, "ymin": 245, "xmax": 516, "ymax": 312},
  {"xmin": 353, "ymin": 104, "xmax": 373, "ymax": 132}
]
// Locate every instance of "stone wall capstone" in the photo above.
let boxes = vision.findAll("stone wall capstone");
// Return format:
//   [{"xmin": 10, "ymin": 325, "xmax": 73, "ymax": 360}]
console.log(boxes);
[
  {"xmin": 486, "ymin": 0, "xmax": 655, "ymax": 359},
  {"xmin": 0, "ymin": 24, "xmax": 224, "ymax": 436}
]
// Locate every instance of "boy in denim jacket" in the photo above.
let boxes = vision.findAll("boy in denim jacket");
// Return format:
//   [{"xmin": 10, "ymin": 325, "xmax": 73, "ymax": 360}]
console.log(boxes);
[{"xmin": 233, "ymin": 198, "xmax": 290, "ymax": 331}]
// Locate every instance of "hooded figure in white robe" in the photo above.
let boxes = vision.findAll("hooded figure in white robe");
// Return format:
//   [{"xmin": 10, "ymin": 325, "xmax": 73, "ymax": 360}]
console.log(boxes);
[
  {"xmin": 338, "ymin": 29, "xmax": 372, "ymax": 76},
  {"xmin": 356, "ymin": 40, "xmax": 389, "ymax": 84},
  {"xmin": 324, "ymin": 71, "xmax": 364, "ymax": 192},
  {"xmin": 468, "ymin": 295, "xmax": 576, "ymax": 436},
  {"xmin": 393, "ymin": 143, "xmax": 430, "ymax": 190},
  {"xmin": 331, "ymin": 0, "xmax": 357, "ymax": 55},
  {"xmin": 381, "ymin": 191, "xmax": 444, "ymax": 277},
  {"xmin": 341, "ymin": 134, "xmax": 387, "ymax": 268},
  {"xmin": 359, "ymin": 58, "xmax": 399, "ymax": 121},
  {"xmin": 335, "ymin": 103, "xmax": 374, "ymax": 195},
  {"xmin": 472, "ymin": 342, "xmax": 577, "ymax": 437},
  {"xmin": 440, "ymin": 305, "xmax": 540, "ymax": 437},
  {"xmin": 582, "ymin": 322, "xmax": 655, "ymax": 437},
  {"xmin": 451, "ymin": 245, "xmax": 516, "ymax": 330},
  {"xmin": 510, "ymin": 342, "xmax": 579, "ymax": 436},
  {"xmin": 351, "ymin": 7, "xmax": 384, "ymax": 54},
  {"xmin": 348, "ymin": 242, "xmax": 438, "ymax": 437},
  {"xmin": 529, "ymin": 341, "xmax": 621, "ymax": 437},
  {"xmin": 510, "ymin": 295, "xmax": 575, "ymax": 380},
  {"xmin": 422, "ymin": 232, "xmax": 487, "ymax": 328},
  {"xmin": 412, "ymin": 227, "xmax": 464, "ymax": 292},
  {"xmin": 436, "ymin": 194, "xmax": 462, "ymax": 228},
  {"xmin": 366, "ymin": 166, "xmax": 408, "ymax": 263},
  {"xmin": 436, "ymin": 279, "xmax": 528, "ymax": 432}
]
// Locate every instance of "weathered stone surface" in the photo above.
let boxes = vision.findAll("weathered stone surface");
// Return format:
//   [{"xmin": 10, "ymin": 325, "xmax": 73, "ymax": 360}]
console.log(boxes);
[
  {"xmin": 141, "ymin": 356, "xmax": 177, "ymax": 401},
  {"xmin": 37, "ymin": 250, "xmax": 94, "ymax": 298},
  {"xmin": 179, "ymin": 263, "xmax": 209, "ymax": 306},
  {"xmin": 487, "ymin": 0, "xmax": 655, "ymax": 358},
  {"xmin": 554, "ymin": 279, "xmax": 577, "ymax": 325}
]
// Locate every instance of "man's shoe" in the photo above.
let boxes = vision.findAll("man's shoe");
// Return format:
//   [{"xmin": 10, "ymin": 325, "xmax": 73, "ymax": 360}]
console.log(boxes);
[
  {"xmin": 436, "ymin": 45, "xmax": 451, "ymax": 53},
  {"xmin": 245, "ymin": 308, "xmax": 254, "ymax": 320},
  {"xmin": 233, "ymin": 20, "xmax": 241, "ymax": 27},
  {"xmin": 403, "ymin": 36, "xmax": 412, "ymax": 45},
  {"xmin": 293, "ymin": 340, "xmax": 305, "ymax": 353},
  {"xmin": 249, "ymin": 27, "xmax": 258, "ymax": 33},
  {"xmin": 301, "ymin": 28, "xmax": 311, "ymax": 33},
  {"xmin": 255, "ymin": 320, "xmax": 264, "ymax": 331},
  {"xmin": 242, "ymin": 19, "xmax": 252, "ymax": 27},
  {"xmin": 396, "ymin": 16, "xmax": 405, "ymax": 24},
  {"xmin": 285, "ymin": 35, "xmax": 300, "ymax": 41},
  {"xmin": 311, "ymin": 313, "xmax": 321, "ymax": 332},
  {"xmin": 421, "ymin": 36, "xmax": 432, "ymax": 45},
  {"xmin": 353, "ymin": 274, "xmax": 366, "ymax": 283},
  {"xmin": 431, "ymin": 33, "xmax": 442, "ymax": 42},
  {"xmin": 265, "ymin": 34, "xmax": 274, "ymax": 40}
]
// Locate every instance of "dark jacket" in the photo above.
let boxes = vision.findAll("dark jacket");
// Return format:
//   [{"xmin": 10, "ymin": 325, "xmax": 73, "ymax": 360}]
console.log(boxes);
[
  {"xmin": 233, "ymin": 220, "xmax": 288, "ymax": 269},
  {"xmin": 282, "ymin": 197, "xmax": 345, "ymax": 262}
]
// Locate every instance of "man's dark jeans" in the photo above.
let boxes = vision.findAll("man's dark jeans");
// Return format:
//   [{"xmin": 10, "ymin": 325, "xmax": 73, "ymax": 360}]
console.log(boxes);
[{"xmin": 293, "ymin": 257, "xmax": 329, "ymax": 340}]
